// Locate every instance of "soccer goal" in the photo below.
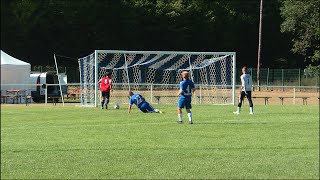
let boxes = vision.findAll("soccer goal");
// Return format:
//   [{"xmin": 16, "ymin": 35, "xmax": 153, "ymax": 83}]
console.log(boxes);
[{"xmin": 78, "ymin": 50, "xmax": 236, "ymax": 107}]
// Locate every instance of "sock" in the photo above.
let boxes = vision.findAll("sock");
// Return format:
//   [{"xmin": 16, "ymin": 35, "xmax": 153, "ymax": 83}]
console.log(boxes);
[
  {"xmin": 250, "ymin": 107, "xmax": 253, "ymax": 113},
  {"xmin": 101, "ymin": 100, "xmax": 105, "ymax": 108},
  {"xmin": 237, "ymin": 107, "xmax": 241, "ymax": 113},
  {"xmin": 187, "ymin": 113, "xmax": 192, "ymax": 122},
  {"xmin": 178, "ymin": 113, "xmax": 182, "ymax": 122}
]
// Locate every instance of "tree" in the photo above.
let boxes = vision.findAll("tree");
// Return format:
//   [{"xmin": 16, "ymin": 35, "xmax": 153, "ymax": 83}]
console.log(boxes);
[
  {"xmin": 2, "ymin": 0, "xmax": 308, "ymax": 73},
  {"xmin": 280, "ymin": 0, "xmax": 320, "ymax": 68}
]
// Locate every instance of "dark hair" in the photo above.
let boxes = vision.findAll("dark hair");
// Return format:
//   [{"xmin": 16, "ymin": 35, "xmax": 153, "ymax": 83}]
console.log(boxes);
[
  {"xmin": 128, "ymin": 91, "xmax": 133, "ymax": 96},
  {"xmin": 242, "ymin": 66, "xmax": 247, "ymax": 71},
  {"xmin": 105, "ymin": 72, "xmax": 110, "ymax": 76}
]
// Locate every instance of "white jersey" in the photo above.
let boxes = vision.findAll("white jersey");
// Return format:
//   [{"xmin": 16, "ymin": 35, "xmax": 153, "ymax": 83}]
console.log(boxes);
[{"xmin": 240, "ymin": 73, "xmax": 252, "ymax": 92}]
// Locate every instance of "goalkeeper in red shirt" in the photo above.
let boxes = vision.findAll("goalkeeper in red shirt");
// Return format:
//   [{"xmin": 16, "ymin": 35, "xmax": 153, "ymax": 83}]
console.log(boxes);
[{"xmin": 98, "ymin": 72, "xmax": 112, "ymax": 109}]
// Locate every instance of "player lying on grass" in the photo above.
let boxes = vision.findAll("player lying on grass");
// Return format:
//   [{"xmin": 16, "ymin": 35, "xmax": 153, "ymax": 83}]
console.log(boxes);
[
  {"xmin": 234, "ymin": 66, "xmax": 254, "ymax": 115},
  {"xmin": 177, "ymin": 71, "xmax": 195, "ymax": 124},
  {"xmin": 128, "ymin": 91, "xmax": 162, "ymax": 113}
]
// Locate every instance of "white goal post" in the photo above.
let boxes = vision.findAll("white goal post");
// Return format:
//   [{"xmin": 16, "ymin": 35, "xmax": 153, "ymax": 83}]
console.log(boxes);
[{"xmin": 78, "ymin": 50, "xmax": 236, "ymax": 107}]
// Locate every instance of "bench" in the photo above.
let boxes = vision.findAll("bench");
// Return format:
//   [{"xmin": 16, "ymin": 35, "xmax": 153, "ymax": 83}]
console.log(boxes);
[
  {"xmin": 25, "ymin": 96, "xmax": 32, "ymax": 106},
  {"xmin": 278, "ymin": 97, "xmax": 310, "ymax": 105},
  {"xmin": 196, "ymin": 96, "xmax": 271, "ymax": 105},
  {"xmin": 196, "ymin": 96, "xmax": 229, "ymax": 104},
  {"xmin": 154, "ymin": 96, "xmax": 177, "ymax": 104},
  {"xmin": 0, "ymin": 95, "xmax": 22, "ymax": 104},
  {"xmin": 110, "ymin": 95, "xmax": 130, "ymax": 103},
  {"xmin": 1, "ymin": 95, "xmax": 11, "ymax": 104},
  {"xmin": 5, "ymin": 90, "xmax": 27, "ymax": 104},
  {"xmin": 239, "ymin": 96, "xmax": 271, "ymax": 105},
  {"xmin": 67, "ymin": 89, "xmax": 82, "ymax": 100},
  {"xmin": 47, "ymin": 96, "xmax": 61, "ymax": 105},
  {"xmin": 252, "ymin": 97, "xmax": 272, "ymax": 105},
  {"xmin": 112, "ymin": 95, "xmax": 130, "ymax": 99},
  {"xmin": 153, "ymin": 95, "xmax": 230, "ymax": 104},
  {"xmin": 1, "ymin": 94, "xmax": 34, "ymax": 105}
]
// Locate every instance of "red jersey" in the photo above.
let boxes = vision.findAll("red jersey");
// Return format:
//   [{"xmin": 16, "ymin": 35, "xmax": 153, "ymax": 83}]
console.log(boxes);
[{"xmin": 99, "ymin": 76, "xmax": 111, "ymax": 92}]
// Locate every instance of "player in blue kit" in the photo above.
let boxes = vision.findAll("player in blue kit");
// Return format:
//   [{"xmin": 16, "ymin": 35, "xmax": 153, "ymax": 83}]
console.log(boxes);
[
  {"xmin": 128, "ymin": 91, "xmax": 162, "ymax": 113},
  {"xmin": 177, "ymin": 71, "xmax": 195, "ymax": 124}
]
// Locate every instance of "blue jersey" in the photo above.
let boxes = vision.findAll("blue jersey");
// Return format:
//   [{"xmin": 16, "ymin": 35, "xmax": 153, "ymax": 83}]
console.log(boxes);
[
  {"xmin": 129, "ymin": 94, "xmax": 145, "ymax": 108},
  {"xmin": 179, "ymin": 79, "xmax": 195, "ymax": 100}
]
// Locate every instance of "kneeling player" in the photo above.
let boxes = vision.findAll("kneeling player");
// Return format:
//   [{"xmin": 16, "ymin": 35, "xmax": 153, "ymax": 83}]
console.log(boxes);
[{"xmin": 128, "ymin": 91, "xmax": 161, "ymax": 113}]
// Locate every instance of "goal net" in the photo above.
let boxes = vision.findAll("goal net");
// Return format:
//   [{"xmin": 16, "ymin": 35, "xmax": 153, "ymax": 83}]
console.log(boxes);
[{"xmin": 78, "ymin": 50, "xmax": 236, "ymax": 107}]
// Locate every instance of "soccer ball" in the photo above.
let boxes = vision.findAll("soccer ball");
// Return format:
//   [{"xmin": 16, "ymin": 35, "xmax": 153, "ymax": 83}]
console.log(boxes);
[{"xmin": 114, "ymin": 104, "xmax": 120, "ymax": 109}]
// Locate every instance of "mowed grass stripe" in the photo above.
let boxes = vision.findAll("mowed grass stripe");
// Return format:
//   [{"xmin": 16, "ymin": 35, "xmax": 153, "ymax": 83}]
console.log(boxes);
[{"xmin": 1, "ymin": 105, "xmax": 319, "ymax": 179}]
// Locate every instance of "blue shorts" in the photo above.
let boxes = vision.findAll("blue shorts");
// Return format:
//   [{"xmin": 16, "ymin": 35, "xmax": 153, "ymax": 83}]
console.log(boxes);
[
  {"xmin": 178, "ymin": 98, "xmax": 192, "ymax": 109},
  {"xmin": 139, "ymin": 102, "xmax": 155, "ymax": 113}
]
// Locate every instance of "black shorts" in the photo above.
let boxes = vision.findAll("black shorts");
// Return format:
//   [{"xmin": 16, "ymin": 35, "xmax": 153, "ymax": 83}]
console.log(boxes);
[
  {"xmin": 101, "ymin": 91, "xmax": 110, "ymax": 99},
  {"xmin": 240, "ymin": 91, "xmax": 252, "ymax": 99}
]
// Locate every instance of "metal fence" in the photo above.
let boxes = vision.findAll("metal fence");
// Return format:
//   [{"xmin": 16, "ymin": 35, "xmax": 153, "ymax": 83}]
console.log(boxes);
[
  {"xmin": 243, "ymin": 68, "xmax": 320, "ymax": 87},
  {"xmin": 33, "ymin": 66, "xmax": 320, "ymax": 87},
  {"xmin": 1, "ymin": 83, "xmax": 319, "ymax": 105}
]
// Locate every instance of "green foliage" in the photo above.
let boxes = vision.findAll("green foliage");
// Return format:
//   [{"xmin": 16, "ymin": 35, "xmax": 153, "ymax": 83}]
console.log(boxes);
[
  {"xmin": 306, "ymin": 64, "xmax": 320, "ymax": 77},
  {"xmin": 0, "ymin": 0, "xmax": 313, "ymax": 68},
  {"xmin": 1, "ymin": 105, "xmax": 319, "ymax": 179},
  {"xmin": 312, "ymin": 49, "xmax": 320, "ymax": 63},
  {"xmin": 280, "ymin": 0, "xmax": 320, "ymax": 64}
]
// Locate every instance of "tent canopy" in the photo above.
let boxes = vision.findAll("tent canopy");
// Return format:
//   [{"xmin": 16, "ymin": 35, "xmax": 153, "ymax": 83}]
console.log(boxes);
[
  {"xmin": 1, "ymin": 50, "xmax": 31, "ymax": 95},
  {"xmin": 1, "ymin": 50, "xmax": 30, "ymax": 65}
]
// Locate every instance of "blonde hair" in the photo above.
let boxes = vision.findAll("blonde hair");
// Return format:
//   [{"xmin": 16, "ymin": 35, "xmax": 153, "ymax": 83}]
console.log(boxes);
[{"xmin": 181, "ymin": 71, "xmax": 189, "ymax": 79}]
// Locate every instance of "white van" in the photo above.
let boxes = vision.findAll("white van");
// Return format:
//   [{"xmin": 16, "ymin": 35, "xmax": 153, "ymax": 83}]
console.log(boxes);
[{"xmin": 29, "ymin": 71, "xmax": 67, "ymax": 102}]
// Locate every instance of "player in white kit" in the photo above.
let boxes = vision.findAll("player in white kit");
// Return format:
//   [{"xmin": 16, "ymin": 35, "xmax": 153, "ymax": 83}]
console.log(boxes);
[{"xmin": 234, "ymin": 66, "xmax": 254, "ymax": 115}]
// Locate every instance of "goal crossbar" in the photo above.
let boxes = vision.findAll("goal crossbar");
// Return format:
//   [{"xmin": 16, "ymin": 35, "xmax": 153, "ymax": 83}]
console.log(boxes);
[
  {"xmin": 95, "ymin": 50, "xmax": 236, "ymax": 56},
  {"xmin": 78, "ymin": 50, "xmax": 237, "ymax": 107}
]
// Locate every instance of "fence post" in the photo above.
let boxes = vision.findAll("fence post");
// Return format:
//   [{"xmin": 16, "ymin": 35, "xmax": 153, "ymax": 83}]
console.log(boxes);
[
  {"xmin": 150, "ymin": 84, "xmax": 153, "ymax": 104},
  {"xmin": 293, "ymin": 87, "xmax": 296, "ymax": 105},
  {"xmin": 266, "ymin": 68, "xmax": 269, "ymax": 90},
  {"xmin": 200, "ymin": 85, "xmax": 202, "ymax": 104},
  {"xmin": 45, "ymin": 84, "xmax": 48, "ymax": 105},
  {"xmin": 282, "ymin": 69, "xmax": 284, "ymax": 92},
  {"xmin": 298, "ymin": 68, "xmax": 301, "ymax": 91},
  {"xmin": 316, "ymin": 74, "xmax": 319, "ymax": 91}
]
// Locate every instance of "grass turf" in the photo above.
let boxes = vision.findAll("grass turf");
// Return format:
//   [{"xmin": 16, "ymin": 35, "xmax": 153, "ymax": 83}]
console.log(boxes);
[{"xmin": 1, "ymin": 105, "xmax": 319, "ymax": 179}]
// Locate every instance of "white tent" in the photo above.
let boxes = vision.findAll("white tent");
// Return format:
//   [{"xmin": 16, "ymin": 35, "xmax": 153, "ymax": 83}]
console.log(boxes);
[{"xmin": 1, "ymin": 50, "xmax": 31, "ymax": 101}]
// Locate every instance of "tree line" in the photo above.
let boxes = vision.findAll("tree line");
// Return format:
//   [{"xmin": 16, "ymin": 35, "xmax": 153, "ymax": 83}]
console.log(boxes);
[{"xmin": 1, "ymin": 0, "xmax": 319, "ymax": 72}]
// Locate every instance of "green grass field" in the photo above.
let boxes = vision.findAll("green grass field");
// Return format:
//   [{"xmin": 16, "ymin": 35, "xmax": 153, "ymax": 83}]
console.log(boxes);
[{"xmin": 1, "ymin": 105, "xmax": 319, "ymax": 179}]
